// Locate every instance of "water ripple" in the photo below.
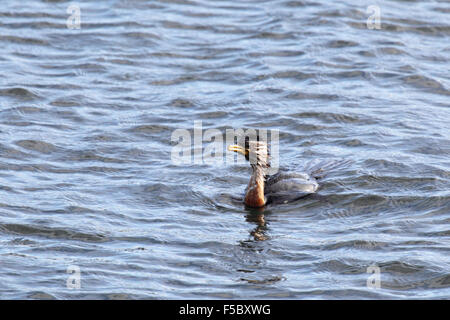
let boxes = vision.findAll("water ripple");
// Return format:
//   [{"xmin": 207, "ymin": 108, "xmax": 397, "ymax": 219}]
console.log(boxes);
[{"xmin": 0, "ymin": 0, "xmax": 448, "ymax": 299}]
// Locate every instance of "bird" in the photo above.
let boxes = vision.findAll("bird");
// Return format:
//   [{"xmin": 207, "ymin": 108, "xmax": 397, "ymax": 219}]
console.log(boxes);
[{"xmin": 228, "ymin": 137, "xmax": 345, "ymax": 208}]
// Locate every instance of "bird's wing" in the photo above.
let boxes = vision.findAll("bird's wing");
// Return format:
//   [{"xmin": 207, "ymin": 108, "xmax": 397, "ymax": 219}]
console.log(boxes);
[{"xmin": 265, "ymin": 170, "xmax": 319, "ymax": 204}]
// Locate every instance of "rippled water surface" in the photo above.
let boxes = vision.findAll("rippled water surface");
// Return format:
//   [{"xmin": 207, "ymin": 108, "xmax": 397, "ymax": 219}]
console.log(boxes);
[{"xmin": 1, "ymin": 0, "xmax": 449, "ymax": 299}]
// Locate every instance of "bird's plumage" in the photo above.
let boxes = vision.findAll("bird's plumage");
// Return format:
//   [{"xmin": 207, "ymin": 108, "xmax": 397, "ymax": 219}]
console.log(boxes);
[{"xmin": 228, "ymin": 138, "xmax": 349, "ymax": 207}]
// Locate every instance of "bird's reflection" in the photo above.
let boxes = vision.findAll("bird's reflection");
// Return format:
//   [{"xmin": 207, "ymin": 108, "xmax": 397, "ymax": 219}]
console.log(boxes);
[
  {"xmin": 226, "ymin": 194, "xmax": 271, "ymax": 241},
  {"xmin": 245, "ymin": 207, "xmax": 269, "ymax": 241}
]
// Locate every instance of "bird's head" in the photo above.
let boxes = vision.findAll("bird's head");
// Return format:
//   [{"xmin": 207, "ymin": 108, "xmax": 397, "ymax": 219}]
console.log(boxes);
[{"xmin": 228, "ymin": 136, "xmax": 270, "ymax": 169}]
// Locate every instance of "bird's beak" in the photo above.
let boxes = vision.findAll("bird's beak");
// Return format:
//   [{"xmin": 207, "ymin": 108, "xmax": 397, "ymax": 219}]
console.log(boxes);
[{"xmin": 228, "ymin": 145, "xmax": 249, "ymax": 157}]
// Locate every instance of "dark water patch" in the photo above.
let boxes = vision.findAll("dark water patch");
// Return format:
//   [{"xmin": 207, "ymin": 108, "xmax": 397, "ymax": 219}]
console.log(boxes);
[
  {"xmin": 314, "ymin": 259, "xmax": 368, "ymax": 275},
  {"xmin": 2, "ymin": 21, "xmax": 66, "ymax": 30},
  {"xmin": 401, "ymin": 75, "xmax": 450, "ymax": 95},
  {"xmin": 0, "ymin": 223, "xmax": 108, "ymax": 242},
  {"xmin": 0, "ymin": 35, "xmax": 49, "ymax": 46},
  {"xmin": 323, "ymin": 240, "xmax": 389, "ymax": 251},
  {"xmin": 378, "ymin": 47, "xmax": 409, "ymax": 56},
  {"xmin": 14, "ymin": 140, "xmax": 58, "ymax": 154},
  {"xmin": 241, "ymin": 276, "xmax": 285, "ymax": 285},
  {"xmin": 289, "ymin": 111, "xmax": 376, "ymax": 125},
  {"xmin": 0, "ymin": 87, "xmax": 41, "ymax": 101},
  {"xmin": 28, "ymin": 292, "xmax": 56, "ymax": 300},
  {"xmin": 326, "ymin": 40, "xmax": 359, "ymax": 48},
  {"xmin": 284, "ymin": 91, "xmax": 341, "ymax": 101},
  {"xmin": 0, "ymin": 143, "xmax": 31, "ymax": 160},
  {"xmin": 127, "ymin": 124, "xmax": 173, "ymax": 136},
  {"xmin": 169, "ymin": 98, "xmax": 196, "ymax": 108}
]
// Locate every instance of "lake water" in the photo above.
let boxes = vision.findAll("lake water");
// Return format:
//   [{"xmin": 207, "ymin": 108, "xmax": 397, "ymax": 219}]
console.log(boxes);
[{"xmin": 0, "ymin": 0, "xmax": 449, "ymax": 299}]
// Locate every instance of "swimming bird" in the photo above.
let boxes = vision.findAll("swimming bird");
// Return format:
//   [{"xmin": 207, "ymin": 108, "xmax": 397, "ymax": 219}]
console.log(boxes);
[{"xmin": 228, "ymin": 138, "xmax": 342, "ymax": 208}]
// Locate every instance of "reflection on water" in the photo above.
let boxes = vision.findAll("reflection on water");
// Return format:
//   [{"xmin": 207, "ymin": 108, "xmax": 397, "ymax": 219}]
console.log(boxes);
[
  {"xmin": 246, "ymin": 211, "xmax": 269, "ymax": 242},
  {"xmin": 0, "ymin": 0, "xmax": 449, "ymax": 299}
]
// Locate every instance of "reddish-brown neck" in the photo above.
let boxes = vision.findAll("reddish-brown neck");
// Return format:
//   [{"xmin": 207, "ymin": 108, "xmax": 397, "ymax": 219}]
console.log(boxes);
[{"xmin": 244, "ymin": 166, "xmax": 266, "ymax": 207}]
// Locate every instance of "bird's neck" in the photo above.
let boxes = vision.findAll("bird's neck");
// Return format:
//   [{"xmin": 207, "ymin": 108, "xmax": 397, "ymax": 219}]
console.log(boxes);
[{"xmin": 244, "ymin": 165, "xmax": 266, "ymax": 208}]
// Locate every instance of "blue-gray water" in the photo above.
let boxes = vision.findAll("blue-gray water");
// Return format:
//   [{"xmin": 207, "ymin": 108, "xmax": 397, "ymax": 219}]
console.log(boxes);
[{"xmin": 0, "ymin": 0, "xmax": 449, "ymax": 299}]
